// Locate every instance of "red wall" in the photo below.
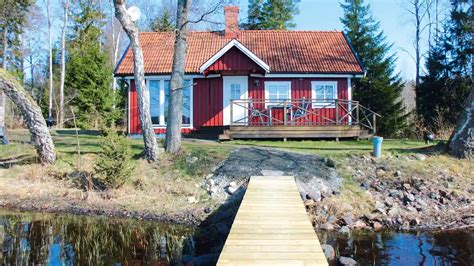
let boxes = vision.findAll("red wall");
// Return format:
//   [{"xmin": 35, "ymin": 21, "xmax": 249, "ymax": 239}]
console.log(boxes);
[
  {"xmin": 204, "ymin": 47, "xmax": 264, "ymax": 75},
  {"xmin": 128, "ymin": 77, "xmax": 350, "ymax": 134}
]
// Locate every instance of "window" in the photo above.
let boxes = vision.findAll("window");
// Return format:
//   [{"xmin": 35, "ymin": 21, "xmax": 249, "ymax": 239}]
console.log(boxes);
[
  {"xmin": 230, "ymin": 84, "xmax": 241, "ymax": 100},
  {"xmin": 264, "ymin": 82, "xmax": 291, "ymax": 107},
  {"xmin": 148, "ymin": 80, "xmax": 160, "ymax": 124},
  {"xmin": 164, "ymin": 80, "xmax": 191, "ymax": 125},
  {"xmin": 147, "ymin": 79, "xmax": 192, "ymax": 126},
  {"xmin": 311, "ymin": 81, "xmax": 337, "ymax": 107}
]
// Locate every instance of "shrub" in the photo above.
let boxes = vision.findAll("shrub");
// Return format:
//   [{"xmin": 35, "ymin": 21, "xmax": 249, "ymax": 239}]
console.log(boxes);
[{"xmin": 94, "ymin": 129, "xmax": 134, "ymax": 189}]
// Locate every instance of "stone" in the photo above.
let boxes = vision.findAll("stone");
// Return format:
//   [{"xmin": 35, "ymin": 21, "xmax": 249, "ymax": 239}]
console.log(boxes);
[
  {"xmin": 403, "ymin": 183, "xmax": 412, "ymax": 190},
  {"xmin": 410, "ymin": 218, "xmax": 421, "ymax": 226},
  {"xmin": 385, "ymin": 197, "xmax": 394, "ymax": 207},
  {"xmin": 413, "ymin": 154, "xmax": 427, "ymax": 161},
  {"xmin": 404, "ymin": 193, "xmax": 415, "ymax": 203},
  {"xmin": 388, "ymin": 207, "xmax": 400, "ymax": 217},
  {"xmin": 374, "ymin": 201, "xmax": 385, "ymax": 210},
  {"xmin": 360, "ymin": 181, "xmax": 370, "ymax": 190},
  {"xmin": 306, "ymin": 190, "xmax": 322, "ymax": 201},
  {"xmin": 389, "ymin": 190, "xmax": 402, "ymax": 198},
  {"xmin": 226, "ymin": 186, "xmax": 238, "ymax": 195},
  {"xmin": 342, "ymin": 214, "xmax": 354, "ymax": 226},
  {"xmin": 321, "ymin": 244, "xmax": 335, "ymax": 260},
  {"xmin": 327, "ymin": 215, "xmax": 337, "ymax": 223},
  {"xmin": 320, "ymin": 222, "xmax": 334, "ymax": 230},
  {"xmin": 372, "ymin": 221, "xmax": 383, "ymax": 230},
  {"xmin": 229, "ymin": 181, "xmax": 237, "ymax": 188},
  {"xmin": 375, "ymin": 168, "xmax": 386, "ymax": 177},
  {"xmin": 339, "ymin": 256, "xmax": 358, "ymax": 266},
  {"xmin": 261, "ymin": 169, "xmax": 285, "ymax": 176},
  {"xmin": 186, "ymin": 156, "xmax": 198, "ymax": 164},
  {"xmin": 338, "ymin": 226, "xmax": 350, "ymax": 234},
  {"xmin": 187, "ymin": 196, "xmax": 198, "ymax": 204},
  {"xmin": 394, "ymin": 170, "xmax": 402, "ymax": 177},
  {"xmin": 204, "ymin": 207, "xmax": 212, "ymax": 214},
  {"xmin": 350, "ymin": 220, "xmax": 367, "ymax": 229},
  {"xmin": 208, "ymin": 179, "xmax": 216, "ymax": 186}
]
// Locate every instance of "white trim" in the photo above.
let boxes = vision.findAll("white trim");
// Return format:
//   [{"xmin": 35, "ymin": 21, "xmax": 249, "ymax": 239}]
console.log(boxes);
[
  {"xmin": 311, "ymin": 81, "xmax": 338, "ymax": 108},
  {"xmin": 348, "ymin": 78, "xmax": 352, "ymax": 124},
  {"xmin": 199, "ymin": 39, "xmax": 270, "ymax": 73},
  {"xmin": 145, "ymin": 77, "xmax": 194, "ymax": 129},
  {"xmin": 264, "ymin": 81, "xmax": 292, "ymax": 108},
  {"xmin": 262, "ymin": 73, "xmax": 364, "ymax": 78}
]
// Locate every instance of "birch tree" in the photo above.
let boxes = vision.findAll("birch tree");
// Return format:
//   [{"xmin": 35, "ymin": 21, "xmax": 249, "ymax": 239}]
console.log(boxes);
[
  {"xmin": 59, "ymin": 0, "xmax": 69, "ymax": 127},
  {"xmin": 43, "ymin": 0, "xmax": 54, "ymax": 121},
  {"xmin": 0, "ymin": 69, "xmax": 56, "ymax": 164},
  {"xmin": 165, "ymin": 0, "xmax": 190, "ymax": 153},
  {"xmin": 113, "ymin": 0, "xmax": 160, "ymax": 161}
]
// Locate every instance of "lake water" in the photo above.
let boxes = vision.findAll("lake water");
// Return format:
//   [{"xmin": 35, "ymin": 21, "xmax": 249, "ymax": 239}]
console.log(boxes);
[{"xmin": 1, "ymin": 210, "xmax": 473, "ymax": 265}]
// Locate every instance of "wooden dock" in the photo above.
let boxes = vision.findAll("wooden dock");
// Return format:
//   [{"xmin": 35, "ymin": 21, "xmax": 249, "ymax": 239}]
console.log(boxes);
[{"xmin": 217, "ymin": 176, "xmax": 328, "ymax": 266}]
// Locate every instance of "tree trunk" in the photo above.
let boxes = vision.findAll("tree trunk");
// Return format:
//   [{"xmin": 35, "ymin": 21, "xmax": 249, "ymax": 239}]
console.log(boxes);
[
  {"xmin": 0, "ymin": 69, "xmax": 56, "ymax": 164},
  {"xmin": 113, "ymin": 0, "xmax": 160, "ymax": 162},
  {"xmin": 448, "ymin": 88, "xmax": 474, "ymax": 159},
  {"xmin": 165, "ymin": 0, "xmax": 190, "ymax": 154},
  {"xmin": 0, "ymin": 27, "xmax": 8, "ymax": 134},
  {"xmin": 45, "ymin": 0, "xmax": 54, "ymax": 119},
  {"xmin": 59, "ymin": 0, "xmax": 69, "ymax": 128}
]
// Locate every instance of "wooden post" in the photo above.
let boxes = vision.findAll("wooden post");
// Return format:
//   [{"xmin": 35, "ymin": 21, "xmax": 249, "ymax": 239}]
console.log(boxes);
[
  {"xmin": 335, "ymin": 99, "xmax": 339, "ymax": 125},
  {"xmin": 373, "ymin": 113, "xmax": 377, "ymax": 135},
  {"xmin": 356, "ymin": 102, "xmax": 359, "ymax": 125}
]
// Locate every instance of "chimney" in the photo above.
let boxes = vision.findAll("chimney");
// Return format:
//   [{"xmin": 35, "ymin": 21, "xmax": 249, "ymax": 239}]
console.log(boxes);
[{"xmin": 225, "ymin": 6, "xmax": 240, "ymax": 39}]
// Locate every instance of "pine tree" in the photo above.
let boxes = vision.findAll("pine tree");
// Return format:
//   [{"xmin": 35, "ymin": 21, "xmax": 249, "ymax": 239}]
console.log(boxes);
[
  {"xmin": 66, "ymin": 0, "xmax": 118, "ymax": 129},
  {"xmin": 417, "ymin": 1, "xmax": 472, "ymax": 128},
  {"xmin": 244, "ymin": 0, "xmax": 299, "ymax": 30},
  {"xmin": 340, "ymin": 0, "xmax": 407, "ymax": 136},
  {"xmin": 150, "ymin": 8, "xmax": 174, "ymax": 32}
]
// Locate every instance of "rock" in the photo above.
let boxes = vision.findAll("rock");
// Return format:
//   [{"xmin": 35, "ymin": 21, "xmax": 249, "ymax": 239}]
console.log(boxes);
[
  {"xmin": 374, "ymin": 201, "xmax": 385, "ymax": 210},
  {"xmin": 187, "ymin": 196, "xmax": 198, "ymax": 204},
  {"xmin": 375, "ymin": 168, "xmax": 386, "ymax": 177},
  {"xmin": 327, "ymin": 215, "xmax": 337, "ymax": 223},
  {"xmin": 394, "ymin": 170, "xmax": 402, "ymax": 177},
  {"xmin": 320, "ymin": 222, "xmax": 334, "ymax": 230},
  {"xmin": 322, "ymin": 244, "xmax": 335, "ymax": 260},
  {"xmin": 389, "ymin": 189, "xmax": 402, "ymax": 198},
  {"xmin": 360, "ymin": 181, "xmax": 370, "ymax": 190},
  {"xmin": 325, "ymin": 157, "xmax": 336, "ymax": 168},
  {"xmin": 261, "ymin": 169, "xmax": 285, "ymax": 176},
  {"xmin": 339, "ymin": 256, "xmax": 358, "ymax": 265},
  {"xmin": 413, "ymin": 154, "xmax": 427, "ymax": 161},
  {"xmin": 403, "ymin": 193, "xmax": 415, "ymax": 203},
  {"xmin": 350, "ymin": 220, "xmax": 367, "ymax": 229},
  {"xmin": 338, "ymin": 226, "xmax": 350, "ymax": 234},
  {"xmin": 208, "ymin": 179, "xmax": 216, "ymax": 187},
  {"xmin": 403, "ymin": 183, "xmax": 411, "ymax": 190},
  {"xmin": 385, "ymin": 197, "xmax": 394, "ymax": 207},
  {"xmin": 372, "ymin": 221, "xmax": 383, "ymax": 230},
  {"xmin": 186, "ymin": 156, "xmax": 198, "ymax": 164},
  {"xmin": 226, "ymin": 186, "xmax": 238, "ymax": 195},
  {"xmin": 388, "ymin": 207, "xmax": 400, "ymax": 217},
  {"xmin": 306, "ymin": 190, "xmax": 322, "ymax": 201},
  {"xmin": 410, "ymin": 218, "xmax": 421, "ymax": 226},
  {"xmin": 204, "ymin": 207, "xmax": 212, "ymax": 214},
  {"xmin": 342, "ymin": 214, "xmax": 354, "ymax": 226},
  {"xmin": 229, "ymin": 181, "xmax": 237, "ymax": 188}
]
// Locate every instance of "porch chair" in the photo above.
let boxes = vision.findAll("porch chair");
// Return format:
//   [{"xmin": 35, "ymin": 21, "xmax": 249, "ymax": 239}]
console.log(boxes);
[
  {"xmin": 248, "ymin": 97, "xmax": 269, "ymax": 125},
  {"xmin": 292, "ymin": 97, "xmax": 311, "ymax": 124}
]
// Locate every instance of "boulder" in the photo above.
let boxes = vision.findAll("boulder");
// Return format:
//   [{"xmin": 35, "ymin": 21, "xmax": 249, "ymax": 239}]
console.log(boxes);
[
  {"xmin": 413, "ymin": 154, "xmax": 427, "ymax": 161},
  {"xmin": 339, "ymin": 256, "xmax": 358, "ymax": 265},
  {"xmin": 374, "ymin": 201, "xmax": 385, "ymax": 210},
  {"xmin": 320, "ymin": 222, "xmax": 335, "ymax": 230},
  {"xmin": 322, "ymin": 244, "xmax": 335, "ymax": 260},
  {"xmin": 187, "ymin": 196, "xmax": 198, "ymax": 204},
  {"xmin": 327, "ymin": 215, "xmax": 337, "ymax": 223},
  {"xmin": 372, "ymin": 221, "xmax": 383, "ymax": 230},
  {"xmin": 338, "ymin": 226, "xmax": 350, "ymax": 234},
  {"xmin": 350, "ymin": 220, "xmax": 367, "ymax": 229},
  {"xmin": 403, "ymin": 193, "xmax": 415, "ymax": 203},
  {"xmin": 342, "ymin": 214, "xmax": 354, "ymax": 226},
  {"xmin": 306, "ymin": 190, "xmax": 322, "ymax": 201}
]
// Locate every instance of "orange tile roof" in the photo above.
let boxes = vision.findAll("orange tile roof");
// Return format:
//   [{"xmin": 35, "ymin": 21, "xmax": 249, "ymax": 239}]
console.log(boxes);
[{"xmin": 114, "ymin": 30, "xmax": 365, "ymax": 75}]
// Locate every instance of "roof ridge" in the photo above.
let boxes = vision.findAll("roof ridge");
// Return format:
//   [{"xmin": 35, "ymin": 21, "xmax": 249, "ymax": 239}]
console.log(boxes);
[{"xmin": 139, "ymin": 30, "xmax": 343, "ymax": 35}]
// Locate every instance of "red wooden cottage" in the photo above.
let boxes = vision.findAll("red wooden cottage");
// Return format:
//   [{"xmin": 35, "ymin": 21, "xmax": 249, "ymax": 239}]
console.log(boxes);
[{"xmin": 115, "ymin": 6, "xmax": 379, "ymax": 140}]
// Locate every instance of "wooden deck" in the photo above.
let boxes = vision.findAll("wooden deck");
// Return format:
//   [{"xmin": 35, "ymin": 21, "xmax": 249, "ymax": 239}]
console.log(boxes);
[
  {"xmin": 217, "ymin": 176, "xmax": 328, "ymax": 266},
  {"xmin": 220, "ymin": 125, "xmax": 370, "ymax": 140}
]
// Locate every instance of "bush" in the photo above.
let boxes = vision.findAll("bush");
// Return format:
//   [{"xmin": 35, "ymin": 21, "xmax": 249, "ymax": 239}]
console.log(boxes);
[{"xmin": 94, "ymin": 129, "xmax": 134, "ymax": 189}]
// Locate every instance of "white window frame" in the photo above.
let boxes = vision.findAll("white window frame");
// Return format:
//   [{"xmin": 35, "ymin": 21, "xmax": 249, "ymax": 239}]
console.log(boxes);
[
  {"xmin": 146, "ymin": 77, "xmax": 193, "ymax": 128},
  {"xmin": 311, "ymin": 81, "xmax": 338, "ymax": 108},
  {"xmin": 264, "ymin": 81, "xmax": 291, "ymax": 108}
]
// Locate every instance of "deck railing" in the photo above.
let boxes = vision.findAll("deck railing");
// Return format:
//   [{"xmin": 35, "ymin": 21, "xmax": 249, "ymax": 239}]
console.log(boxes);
[{"xmin": 230, "ymin": 98, "xmax": 381, "ymax": 134}]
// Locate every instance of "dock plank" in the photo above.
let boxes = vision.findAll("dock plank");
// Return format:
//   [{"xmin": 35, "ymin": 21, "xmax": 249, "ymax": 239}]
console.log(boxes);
[{"xmin": 217, "ymin": 176, "xmax": 328, "ymax": 265}]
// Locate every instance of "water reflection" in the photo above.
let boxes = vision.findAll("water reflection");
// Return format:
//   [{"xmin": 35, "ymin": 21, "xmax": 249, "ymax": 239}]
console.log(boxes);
[
  {"xmin": 0, "ymin": 211, "xmax": 194, "ymax": 265},
  {"xmin": 318, "ymin": 229, "xmax": 474, "ymax": 265}
]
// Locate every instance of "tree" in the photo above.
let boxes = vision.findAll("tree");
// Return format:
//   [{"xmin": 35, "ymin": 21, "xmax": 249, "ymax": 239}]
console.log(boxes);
[
  {"xmin": 0, "ymin": 68, "xmax": 56, "ymax": 164},
  {"xmin": 43, "ymin": 0, "xmax": 54, "ymax": 121},
  {"xmin": 448, "ymin": 0, "xmax": 473, "ymax": 159},
  {"xmin": 113, "ymin": 0, "xmax": 160, "ymax": 162},
  {"xmin": 165, "ymin": 0, "xmax": 190, "ymax": 154},
  {"xmin": 244, "ymin": 0, "xmax": 299, "ymax": 30},
  {"xmin": 150, "ymin": 8, "xmax": 174, "ymax": 32},
  {"xmin": 417, "ymin": 0, "xmax": 472, "ymax": 128},
  {"xmin": 341, "ymin": 0, "xmax": 408, "ymax": 136},
  {"xmin": 59, "ymin": 0, "xmax": 70, "ymax": 127},
  {"xmin": 0, "ymin": 0, "xmax": 31, "ymax": 138},
  {"xmin": 66, "ymin": 0, "xmax": 118, "ymax": 129}
]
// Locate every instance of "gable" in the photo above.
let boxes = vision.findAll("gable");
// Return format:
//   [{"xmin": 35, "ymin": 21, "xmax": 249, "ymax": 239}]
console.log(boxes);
[{"xmin": 203, "ymin": 47, "xmax": 267, "ymax": 75}]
